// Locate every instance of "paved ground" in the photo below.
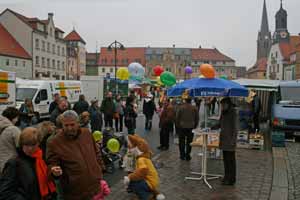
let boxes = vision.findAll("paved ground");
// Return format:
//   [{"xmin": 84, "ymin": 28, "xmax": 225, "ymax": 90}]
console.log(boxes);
[
  {"xmin": 286, "ymin": 142, "xmax": 300, "ymax": 200},
  {"xmin": 106, "ymin": 143, "xmax": 273, "ymax": 200}
]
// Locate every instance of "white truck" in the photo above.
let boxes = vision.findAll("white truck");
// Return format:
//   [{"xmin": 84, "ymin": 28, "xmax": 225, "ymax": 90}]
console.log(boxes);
[
  {"xmin": 0, "ymin": 70, "xmax": 16, "ymax": 114},
  {"xmin": 80, "ymin": 76, "xmax": 104, "ymax": 103},
  {"xmin": 16, "ymin": 79, "xmax": 81, "ymax": 119}
]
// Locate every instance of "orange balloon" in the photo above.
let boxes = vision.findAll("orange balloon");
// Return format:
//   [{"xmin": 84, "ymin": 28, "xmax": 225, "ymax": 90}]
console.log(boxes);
[{"xmin": 199, "ymin": 64, "xmax": 215, "ymax": 78}]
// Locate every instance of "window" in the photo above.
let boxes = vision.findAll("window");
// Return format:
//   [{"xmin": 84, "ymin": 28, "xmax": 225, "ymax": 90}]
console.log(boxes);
[
  {"xmin": 276, "ymin": 52, "xmax": 278, "ymax": 58},
  {"xmin": 35, "ymin": 39, "xmax": 39, "ymax": 50},
  {"xmin": 47, "ymin": 59, "xmax": 50, "ymax": 68},
  {"xmin": 37, "ymin": 89, "xmax": 48, "ymax": 101},
  {"xmin": 47, "ymin": 42, "xmax": 50, "ymax": 52},
  {"xmin": 15, "ymin": 60, "xmax": 18, "ymax": 66},
  {"xmin": 50, "ymin": 28, "xmax": 53, "ymax": 36},
  {"xmin": 223, "ymin": 61, "xmax": 226, "ymax": 65},
  {"xmin": 57, "ymin": 46, "xmax": 60, "ymax": 56},
  {"xmin": 62, "ymin": 47, "xmax": 65, "ymax": 56},
  {"xmin": 52, "ymin": 44, "xmax": 55, "ymax": 54},
  {"xmin": 42, "ymin": 40, "xmax": 45, "ymax": 51},
  {"xmin": 6, "ymin": 59, "xmax": 9, "ymax": 66},
  {"xmin": 62, "ymin": 62, "xmax": 65, "ymax": 70},
  {"xmin": 111, "ymin": 59, "xmax": 114, "ymax": 64},
  {"xmin": 212, "ymin": 61, "xmax": 216, "ymax": 65},
  {"xmin": 102, "ymin": 68, "xmax": 105, "ymax": 73},
  {"xmin": 110, "ymin": 68, "xmax": 113, "ymax": 73},
  {"xmin": 42, "ymin": 57, "xmax": 45, "ymax": 67},
  {"xmin": 57, "ymin": 61, "xmax": 60, "ymax": 70},
  {"xmin": 277, "ymin": 64, "xmax": 279, "ymax": 72},
  {"xmin": 36, "ymin": 56, "xmax": 39, "ymax": 66},
  {"xmin": 23, "ymin": 61, "xmax": 26, "ymax": 67},
  {"xmin": 52, "ymin": 60, "xmax": 55, "ymax": 69}
]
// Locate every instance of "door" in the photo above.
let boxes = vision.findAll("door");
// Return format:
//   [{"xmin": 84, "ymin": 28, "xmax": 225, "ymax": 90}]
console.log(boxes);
[{"xmin": 34, "ymin": 89, "xmax": 50, "ymax": 118}]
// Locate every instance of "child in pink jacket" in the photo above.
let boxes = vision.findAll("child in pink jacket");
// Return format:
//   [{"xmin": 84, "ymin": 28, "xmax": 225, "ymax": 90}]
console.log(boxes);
[{"xmin": 93, "ymin": 180, "xmax": 111, "ymax": 200}]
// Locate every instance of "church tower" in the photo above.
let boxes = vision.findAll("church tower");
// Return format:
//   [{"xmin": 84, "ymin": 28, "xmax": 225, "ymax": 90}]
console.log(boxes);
[
  {"xmin": 273, "ymin": 0, "xmax": 290, "ymax": 43},
  {"xmin": 257, "ymin": 0, "xmax": 272, "ymax": 60}
]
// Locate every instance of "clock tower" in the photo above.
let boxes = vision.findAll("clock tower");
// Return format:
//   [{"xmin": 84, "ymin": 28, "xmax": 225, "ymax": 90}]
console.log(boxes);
[
  {"xmin": 273, "ymin": 0, "xmax": 290, "ymax": 43},
  {"xmin": 257, "ymin": 0, "xmax": 272, "ymax": 60}
]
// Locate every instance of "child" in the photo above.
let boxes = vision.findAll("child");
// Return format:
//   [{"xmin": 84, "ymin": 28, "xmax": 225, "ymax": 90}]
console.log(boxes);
[{"xmin": 123, "ymin": 135, "xmax": 165, "ymax": 200}]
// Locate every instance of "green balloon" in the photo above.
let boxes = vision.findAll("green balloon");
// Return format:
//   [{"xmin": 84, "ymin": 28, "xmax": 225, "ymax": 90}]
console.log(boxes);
[
  {"xmin": 107, "ymin": 138, "xmax": 120, "ymax": 153},
  {"xmin": 160, "ymin": 71, "xmax": 176, "ymax": 86},
  {"xmin": 220, "ymin": 75, "xmax": 228, "ymax": 80}
]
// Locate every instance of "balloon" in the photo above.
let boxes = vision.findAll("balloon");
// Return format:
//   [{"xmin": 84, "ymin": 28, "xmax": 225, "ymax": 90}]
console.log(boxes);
[
  {"xmin": 116, "ymin": 67, "xmax": 130, "ymax": 80},
  {"xmin": 107, "ymin": 138, "xmax": 120, "ymax": 153},
  {"xmin": 185, "ymin": 66, "xmax": 193, "ymax": 74},
  {"xmin": 156, "ymin": 76, "xmax": 163, "ymax": 86},
  {"xmin": 160, "ymin": 71, "xmax": 176, "ymax": 86},
  {"xmin": 153, "ymin": 65, "xmax": 164, "ymax": 76},
  {"xmin": 128, "ymin": 62, "xmax": 145, "ymax": 78},
  {"xmin": 199, "ymin": 75, "xmax": 205, "ymax": 78},
  {"xmin": 92, "ymin": 131, "xmax": 103, "ymax": 142},
  {"xmin": 200, "ymin": 64, "xmax": 215, "ymax": 79}
]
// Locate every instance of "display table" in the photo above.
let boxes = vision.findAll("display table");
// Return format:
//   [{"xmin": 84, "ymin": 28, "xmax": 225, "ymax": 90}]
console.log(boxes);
[{"xmin": 185, "ymin": 128, "xmax": 223, "ymax": 189}]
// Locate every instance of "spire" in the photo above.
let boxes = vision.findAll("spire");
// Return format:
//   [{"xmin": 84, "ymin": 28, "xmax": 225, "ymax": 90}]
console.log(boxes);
[
  {"xmin": 281, "ymin": 0, "xmax": 283, "ymax": 9},
  {"xmin": 260, "ymin": 0, "xmax": 269, "ymax": 34}
]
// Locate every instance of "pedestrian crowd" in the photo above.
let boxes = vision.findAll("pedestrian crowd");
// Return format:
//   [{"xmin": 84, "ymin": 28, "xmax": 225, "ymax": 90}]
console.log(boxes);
[{"xmin": 0, "ymin": 87, "xmax": 260, "ymax": 199}]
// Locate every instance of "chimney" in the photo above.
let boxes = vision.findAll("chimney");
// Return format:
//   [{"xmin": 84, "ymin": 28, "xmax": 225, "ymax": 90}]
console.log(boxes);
[
  {"xmin": 199, "ymin": 45, "xmax": 202, "ymax": 48},
  {"xmin": 48, "ymin": 13, "xmax": 54, "ymax": 20},
  {"xmin": 173, "ymin": 44, "xmax": 175, "ymax": 48}
]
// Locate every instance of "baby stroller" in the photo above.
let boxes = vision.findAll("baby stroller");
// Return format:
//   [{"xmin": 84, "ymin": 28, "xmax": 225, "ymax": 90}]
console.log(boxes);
[{"xmin": 101, "ymin": 127, "xmax": 126, "ymax": 174}]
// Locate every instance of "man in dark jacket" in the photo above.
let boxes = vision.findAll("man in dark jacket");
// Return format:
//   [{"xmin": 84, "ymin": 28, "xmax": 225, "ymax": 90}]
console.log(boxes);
[
  {"xmin": 251, "ymin": 91, "xmax": 261, "ymax": 132},
  {"xmin": 219, "ymin": 97, "xmax": 238, "ymax": 186},
  {"xmin": 100, "ymin": 92, "xmax": 115, "ymax": 128},
  {"xmin": 176, "ymin": 97, "xmax": 199, "ymax": 161},
  {"xmin": 47, "ymin": 110, "xmax": 105, "ymax": 200},
  {"xmin": 73, "ymin": 94, "xmax": 89, "ymax": 115},
  {"xmin": 50, "ymin": 98, "xmax": 68, "ymax": 125},
  {"xmin": 143, "ymin": 93, "xmax": 156, "ymax": 131},
  {"xmin": 49, "ymin": 93, "xmax": 60, "ymax": 114}
]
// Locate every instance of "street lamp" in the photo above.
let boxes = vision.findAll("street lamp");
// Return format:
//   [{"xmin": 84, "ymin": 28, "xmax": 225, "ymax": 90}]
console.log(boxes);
[{"xmin": 107, "ymin": 40, "xmax": 125, "ymax": 95}]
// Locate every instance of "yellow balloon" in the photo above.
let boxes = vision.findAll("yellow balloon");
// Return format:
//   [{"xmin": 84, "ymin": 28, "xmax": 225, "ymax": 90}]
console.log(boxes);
[
  {"xmin": 156, "ymin": 76, "xmax": 163, "ymax": 86},
  {"xmin": 117, "ymin": 67, "xmax": 130, "ymax": 80}
]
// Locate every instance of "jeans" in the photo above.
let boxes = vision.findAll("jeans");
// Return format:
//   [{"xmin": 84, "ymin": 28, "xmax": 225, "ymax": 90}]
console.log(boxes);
[
  {"xmin": 178, "ymin": 128, "xmax": 194, "ymax": 158},
  {"xmin": 223, "ymin": 151, "xmax": 236, "ymax": 183},
  {"xmin": 115, "ymin": 114, "xmax": 124, "ymax": 132},
  {"xmin": 128, "ymin": 180, "xmax": 152, "ymax": 200},
  {"xmin": 104, "ymin": 114, "xmax": 113, "ymax": 128},
  {"xmin": 145, "ymin": 115, "xmax": 153, "ymax": 130}
]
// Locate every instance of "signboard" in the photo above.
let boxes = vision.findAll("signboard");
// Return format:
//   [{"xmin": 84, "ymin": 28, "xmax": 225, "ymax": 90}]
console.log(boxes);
[{"xmin": 0, "ymin": 71, "xmax": 16, "ymax": 112}]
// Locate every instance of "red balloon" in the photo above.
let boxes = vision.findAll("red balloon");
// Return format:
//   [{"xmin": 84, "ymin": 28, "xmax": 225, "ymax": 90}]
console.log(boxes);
[
  {"xmin": 153, "ymin": 65, "xmax": 164, "ymax": 76},
  {"xmin": 200, "ymin": 64, "xmax": 215, "ymax": 79}
]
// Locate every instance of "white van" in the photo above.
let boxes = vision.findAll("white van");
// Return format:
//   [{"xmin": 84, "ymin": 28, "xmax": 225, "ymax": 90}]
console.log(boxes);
[
  {"xmin": 16, "ymin": 79, "xmax": 81, "ymax": 119},
  {"xmin": 80, "ymin": 76, "xmax": 104, "ymax": 103},
  {"xmin": 0, "ymin": 70, "xmax": 16, "ymax": 114}
]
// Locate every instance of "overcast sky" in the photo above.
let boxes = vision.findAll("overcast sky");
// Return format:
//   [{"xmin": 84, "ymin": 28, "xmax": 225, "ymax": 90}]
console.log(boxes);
[{"xmin": 1, "ymin": 0, "xmax": 300, "ymax": 67}]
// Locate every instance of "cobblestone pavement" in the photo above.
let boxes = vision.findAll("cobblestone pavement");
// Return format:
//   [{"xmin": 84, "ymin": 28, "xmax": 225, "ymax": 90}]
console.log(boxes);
[
  {"xmin": 286, "ymin": 142, "xmax": 300, "ymax": 200},
  {"xmin": 106, "ymin": 145, "xmax": 272, "ymax": 200}
]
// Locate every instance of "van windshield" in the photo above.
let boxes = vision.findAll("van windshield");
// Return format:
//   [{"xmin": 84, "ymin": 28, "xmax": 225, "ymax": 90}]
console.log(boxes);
[
  {"xmin": 280, "ymin": 87, "xmax": 300, "ymax": 102},
  {"xmin": 16, "ymin": 88, "xmax": 37, "ymax": 101}
]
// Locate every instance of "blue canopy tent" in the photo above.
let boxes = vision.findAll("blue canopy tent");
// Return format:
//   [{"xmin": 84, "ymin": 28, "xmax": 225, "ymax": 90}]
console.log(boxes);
[{"xmin": 167, "ymin": 77, "xmax": 249, "ymax": 97}]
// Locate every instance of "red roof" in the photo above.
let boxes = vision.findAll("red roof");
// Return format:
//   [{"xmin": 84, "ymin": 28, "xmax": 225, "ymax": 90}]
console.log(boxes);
[
  {"xmin": 279, "ymin": 36, "xmax": 300, "ymax": 60},
  {"xmin": 98, "ymin": 47, "xmax": 146, "ymax": 67},
  {"xmin": 0, "ymin": 23, "xmax": 31, "ymax": 59},
  {"xmin": 64, "ymin": 30, "xmax": 85, "ymax": 44},
  {"xmin": 248, "ymin": 58, "xmax": 267, "ymax": 73},
  {"xmin": 191, "ymin": 48, "xmax": 234, "ymax": 62}
]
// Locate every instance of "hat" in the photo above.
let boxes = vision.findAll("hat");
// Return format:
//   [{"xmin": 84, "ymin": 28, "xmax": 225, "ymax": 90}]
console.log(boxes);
[{"xmin": 127, "ymin": 135, "xmax": 151, "ymax": 155}]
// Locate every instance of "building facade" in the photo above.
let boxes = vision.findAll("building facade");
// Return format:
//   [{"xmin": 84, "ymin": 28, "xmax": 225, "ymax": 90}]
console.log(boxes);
[
  {"xmin": 64, "ymin": 30, "xmax": 86, "ymax": 80},
  {"xmin": 0, "ymin": 9, "xmax": 67, "ymax": 80},
  {"xmin": 86, "ymin": 52, "xmax": 99, "ymax": 76},
  {"xmin": 0, "ymin": 23, "xmax": 32, "ymax": 78}
]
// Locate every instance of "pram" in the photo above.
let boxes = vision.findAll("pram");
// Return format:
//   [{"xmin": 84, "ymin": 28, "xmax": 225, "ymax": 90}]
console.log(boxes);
[{"xmin": 101, "ymin": 127, "xmax": 126, "ymax": 173}]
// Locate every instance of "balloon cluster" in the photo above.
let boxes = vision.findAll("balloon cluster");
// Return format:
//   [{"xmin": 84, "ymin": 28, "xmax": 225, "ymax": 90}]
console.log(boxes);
[
  {"xmin": 116, "ymin": 62, "xmax": 145, "ymax": 81},
  {"xmin": 153, "ymin": 65, "xmax": 176, "ymax": 87}
]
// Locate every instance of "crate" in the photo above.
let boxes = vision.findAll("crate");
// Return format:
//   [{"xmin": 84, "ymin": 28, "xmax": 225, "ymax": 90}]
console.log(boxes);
[
  {"xmin": 237, "ymin": 131, "xmax": 248, "ymax": 143},
  {"xmin": 249, "ymin": 133, "xmax": 264, "ymax": 150},
  {"xmin": 271, "ymin": 131, "xmax": 285, "ymax": 147}
]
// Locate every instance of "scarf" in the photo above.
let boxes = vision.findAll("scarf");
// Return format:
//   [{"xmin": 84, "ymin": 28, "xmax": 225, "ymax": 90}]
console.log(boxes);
[{"xmin": 30, "ymin": 148, "xmax": 56, "ymax": 197}]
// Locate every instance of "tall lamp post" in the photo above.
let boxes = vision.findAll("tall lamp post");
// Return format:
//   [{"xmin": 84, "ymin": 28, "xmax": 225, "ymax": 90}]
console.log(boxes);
[{"xmin": 107, "ymin": 40, "xmax": 125, "ymax": 95}]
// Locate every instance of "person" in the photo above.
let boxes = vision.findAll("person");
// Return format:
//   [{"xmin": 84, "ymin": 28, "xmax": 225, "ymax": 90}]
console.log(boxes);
[
  {"xmin": 143, "ymin": 93, "xmax": 156, "ymax": 131},
  {"xmin": 176, "ymin": 96, "xmax": 199, "ymax": 161},
  {"xmin": 80, "ymin": 111, "xmax": 92, "ymax": 131},
  {"xmin": 47, "ymin": 110, "xmax": 105, "ymax": 200},
  {"xmin": 19, "ymin": 98, "xmax": 37, "ymax": 128},
  {"xmin": 211, "ymin": 97, "xmax": 217, "ymax": 115},
  {"xmin": 124, "ymin": 96, "xmax": 138, "ymax": 135},
  {"xmin": 123, "ymin": 134, "xmax": 165, "ymax": 200},
  {"xmin": 0, "ymin": 127, "xmax": 56, "ymax": 200},
  {"xmin": 89, "ymin": 99, "xmax": 103, "ymax": 132},
  {"xmin": 49, "ymin": 93, "xmax": 60, "ymax": 114},
  {"xmin": 50, "ymin": 98, "xmax": 68, "ymax": 125},
  {"xmin": 114, "ymin": 94, "xmax": 125, "ymax": 133},
  {"xmin": 252, "ymin": 91, "xmax": 261, "ymax": 132},
  {"xmin": 73, "ymin": 94, "xmax": 89, "ymax": 115},
  {"xmin": 61, "ymin": 96, "xmax": 72, "ymax": 110},
  {"xmin": 37, "ymin": 121, "xmax": 56, "ymax": 160},
  {"xmin": 194, "ymin": 97, "xmax": 202, "ymax": 112},
  {"xmin": 158, "ymin": 99, "xmax": 175, "ymax": 150},
  {"xmin": 0, "ymin": 107, "xmax": 21, "ymax": 173},
  {"xmin": 219, "ymin": 97, "xmax": 238, "ymax": 186},
  {"xmin": 101, "ymin": 92, "xmax": 115, "ymax": 128}
]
